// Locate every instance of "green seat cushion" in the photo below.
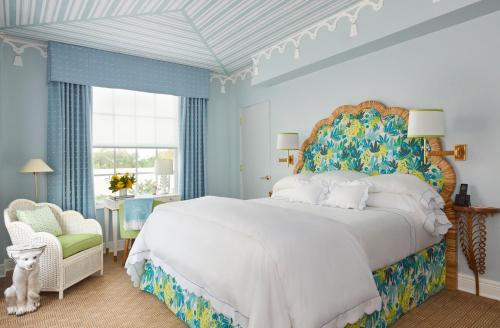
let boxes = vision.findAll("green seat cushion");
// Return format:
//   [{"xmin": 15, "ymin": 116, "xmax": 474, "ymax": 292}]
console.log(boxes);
[
  {"xmin": 57, "ymin": 234, "xmax": 103, "ymax": 258},
  {"xmin": 17, "ymin": 206, "xmax": 63, "ymax": 236}
]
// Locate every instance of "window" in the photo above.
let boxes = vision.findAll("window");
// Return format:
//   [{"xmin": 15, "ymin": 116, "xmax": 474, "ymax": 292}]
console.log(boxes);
[{"xmin": 92, "ymin": 87, "xmax": 179, "ymax": 201}]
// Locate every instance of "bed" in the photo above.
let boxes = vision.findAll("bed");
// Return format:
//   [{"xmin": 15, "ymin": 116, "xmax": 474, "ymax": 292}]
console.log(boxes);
[{"xmin": 125, "ymin": 100, "xmax": 458, "ymax": 328}]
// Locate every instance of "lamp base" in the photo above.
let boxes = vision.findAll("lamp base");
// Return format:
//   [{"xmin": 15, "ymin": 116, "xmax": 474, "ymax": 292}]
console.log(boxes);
[{"xmin": 156, "ymin": 175, "xmax": 171, "ymax": 195}]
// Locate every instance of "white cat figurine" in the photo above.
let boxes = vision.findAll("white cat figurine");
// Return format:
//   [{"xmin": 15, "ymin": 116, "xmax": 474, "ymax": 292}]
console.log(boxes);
[{"xmin": 4, "ymin": 244, "xmax": 46, "ymax": 316}]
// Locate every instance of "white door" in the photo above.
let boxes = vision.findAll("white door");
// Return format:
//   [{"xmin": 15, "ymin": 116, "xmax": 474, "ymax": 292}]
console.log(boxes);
[{"xmin": 240, "ymin": 101, "xmax": 271, "ymax": 199}]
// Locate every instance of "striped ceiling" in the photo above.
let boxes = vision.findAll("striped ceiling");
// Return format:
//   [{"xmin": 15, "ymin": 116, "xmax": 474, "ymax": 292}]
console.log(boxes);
[{"xmin": 0, "ymin": 0, "xmax": 361, "ymax": 74}]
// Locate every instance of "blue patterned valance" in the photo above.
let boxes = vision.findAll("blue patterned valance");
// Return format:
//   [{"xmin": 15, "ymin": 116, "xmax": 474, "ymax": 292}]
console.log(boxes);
[{"xmin": 47, "ymin": 42, "xmax": 209, "ymax": 98}]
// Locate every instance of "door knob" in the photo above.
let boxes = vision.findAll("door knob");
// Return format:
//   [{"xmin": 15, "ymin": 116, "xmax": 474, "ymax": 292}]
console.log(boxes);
[{"xmin": 259, "ymin": 175, "xmax": 271, "ymax": 180}]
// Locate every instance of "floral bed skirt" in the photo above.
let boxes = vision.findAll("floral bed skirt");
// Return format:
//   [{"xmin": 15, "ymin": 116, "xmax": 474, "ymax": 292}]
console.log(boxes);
[{"xmin": 139, "ymin": 239, "xmax": 446, "ymax": 328}]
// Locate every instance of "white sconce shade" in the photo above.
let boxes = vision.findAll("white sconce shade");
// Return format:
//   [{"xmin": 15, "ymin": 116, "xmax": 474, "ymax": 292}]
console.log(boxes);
[
  {"xmin": 276, "ymin": 133, "xmax": 299, "ymax": 150},
  {"xmin": 408, "ymin": 109, "xmax": 445, "ymax": 138},
  {"xmin": 19, "ymin": 159, "xmax": 53, "ymax": 173},
  {"xmin": 13, "ymin": 54, "xmax": 23, "ymax": 67},
  {"xmin": 154, "ymin": 159, "xmax": 173, "ymax": 175}
]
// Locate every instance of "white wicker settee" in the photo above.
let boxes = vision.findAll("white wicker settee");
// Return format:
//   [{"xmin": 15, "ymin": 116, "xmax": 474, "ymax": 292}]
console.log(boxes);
[{"xmin": 4, "ymin": 199, "xmax": 103, "ymax": 299}]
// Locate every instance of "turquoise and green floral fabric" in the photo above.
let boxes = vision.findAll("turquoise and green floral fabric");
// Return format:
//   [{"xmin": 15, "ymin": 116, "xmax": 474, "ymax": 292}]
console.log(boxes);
[
  {"xmin": 348, "ymin": 239, "xmax": 446, "ymax": 328},
  {"xmin": 140, "ymin": 262, "xmax": 240, "ymax": 328},
  {"xmin": 299, "ymin": 108, "xmax": 445, "ymax": 192},
  {"xmin": 139, "ymin": 240, "xmax": 445, "ymax": 328}
]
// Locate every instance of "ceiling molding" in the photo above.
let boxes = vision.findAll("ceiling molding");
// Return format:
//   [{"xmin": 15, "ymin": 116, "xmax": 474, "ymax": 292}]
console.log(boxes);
[
  {"xmin": 210, "ymin": 67, "xmax": 254, "ymax": 93},
  {"xmin": 0, "ymin": 33, "xmax": 47, "ymax": 58},
  {"xmin": 211, "ymin": 0, "xmax": 445, "ymax": 92},
  {"xmin": 250, "ymin": 0, "xmax": 384, "ymax": 74}
]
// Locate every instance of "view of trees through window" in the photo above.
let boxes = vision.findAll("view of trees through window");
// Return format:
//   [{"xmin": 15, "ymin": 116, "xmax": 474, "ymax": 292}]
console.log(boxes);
[
  {"xmin": 92, "ymin": 87, "xmax": 179, "ymax": 202},
  {"xmin": 92, "ymin": 148, "xmax": 176, "ymax": 201}
]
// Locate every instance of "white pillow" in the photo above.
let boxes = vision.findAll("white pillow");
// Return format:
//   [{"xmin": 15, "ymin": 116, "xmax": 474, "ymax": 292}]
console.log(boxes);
[
  {"xmin": 288, "ymin": 182, "xmax": 328, "ymax": 205},
  {"xmin": 364, "ymin": 183, "xmax": 451, "ymax": 236},
  {"xmin": 272, "ymin": 172, "xmax": 313, "ymax": 194},
  {"xmin": 366, "ymin": 193, "xmax": 412, "ymax": 212},
  {"xmin": 311, "ymin": 170, "xmax": 368, "ymax": 187},
  {"xmin": 360, "ymin": 174, "xmax": 444, "ymax": 210},
  {"xmin": 322, "ymin": 181, "xmax": 370, "ymax": 210}
]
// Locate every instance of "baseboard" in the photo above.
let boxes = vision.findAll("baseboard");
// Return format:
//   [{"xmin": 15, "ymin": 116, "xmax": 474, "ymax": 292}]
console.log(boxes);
[
  {"xmin": 0, "ymin": 258, "xmax": 15, "ymax": 278},
  {"xmin": 458, "ymin": 273, "xmax": 500, "ymax": 301}
]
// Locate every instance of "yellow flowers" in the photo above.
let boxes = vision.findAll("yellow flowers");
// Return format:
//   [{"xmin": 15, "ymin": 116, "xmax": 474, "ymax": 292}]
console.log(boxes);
[{"xmin": 109, "ymin": 173, "xmax": 136, "ymax": 192}]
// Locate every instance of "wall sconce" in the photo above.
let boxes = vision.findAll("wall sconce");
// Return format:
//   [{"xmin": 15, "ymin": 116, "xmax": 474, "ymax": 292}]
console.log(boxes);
[
  {"xmin": 277, "ymin": 133, "xmax": 299, "ymax": 166},
  {"xmin": 408, "ymin": 109, "xmax": 466, "ymax": 164}
]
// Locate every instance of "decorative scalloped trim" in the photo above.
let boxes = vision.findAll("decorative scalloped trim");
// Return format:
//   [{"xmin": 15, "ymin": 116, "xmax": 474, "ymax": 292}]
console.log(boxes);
[
  {"xmin": 251, "ymin": 0, "xmax": 384, "ymax": 70},
  {"xmin": 211, "ymin": 0, "xmax": 443, "ymax": 93},
  {"xmin": 0, "ymin": 33, "xmax": 47, "ymax": 67},
  {"xmin": 0, "ymin": 33, "xmax": 47, "ymax": 57},
  {"xmin": 209, "ymin": 67, "xmax": 254, "ymax": 93}
]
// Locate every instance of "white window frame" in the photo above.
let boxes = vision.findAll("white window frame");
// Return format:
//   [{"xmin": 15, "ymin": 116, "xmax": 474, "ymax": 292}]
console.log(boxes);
[{"xmin": 91, "ymin": 87, "xmax": 179, "ymax": 207}]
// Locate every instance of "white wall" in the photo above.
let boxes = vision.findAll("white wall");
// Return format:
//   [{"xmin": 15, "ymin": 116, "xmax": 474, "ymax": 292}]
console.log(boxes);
[{"xmin": 207, "ymin": 10, "xmax": 500, "ymax": 282}]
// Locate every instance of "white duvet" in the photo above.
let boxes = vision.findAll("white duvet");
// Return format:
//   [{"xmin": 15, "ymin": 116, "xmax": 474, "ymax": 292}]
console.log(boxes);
[{"xmin": 126, "ymin": 196, "xmax": 381, "ymax": 328}]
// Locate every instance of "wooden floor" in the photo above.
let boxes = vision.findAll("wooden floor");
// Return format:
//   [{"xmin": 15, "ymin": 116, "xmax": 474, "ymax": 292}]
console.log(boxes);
[{"xmin": 1, "ymin": 253, "xmax": 499, "ymax": 328}]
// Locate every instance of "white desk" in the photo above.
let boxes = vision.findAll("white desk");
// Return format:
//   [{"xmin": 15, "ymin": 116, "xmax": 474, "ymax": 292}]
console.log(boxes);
[{"xmin": 102, "ymin": 194, "xmax": 181, "ymax": 261}]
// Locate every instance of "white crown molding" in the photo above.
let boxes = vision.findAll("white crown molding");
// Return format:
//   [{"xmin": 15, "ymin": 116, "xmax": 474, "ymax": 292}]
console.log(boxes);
[
  {"xmin": 0, "ymin": 33, "xmax": 48, "ymax": 63},
  {"xmin": 250, "ymin": 0, "xmax": 384, "ymax": 73},
  {"xmin": 210, "ymin": 67, "xmax": 254, "ymax": 93},
  {"xmin": 211, "ymin": 0, "xmax": 443, "ymax": 93},
  {"xmin": 458, "ymin": 273, "xmax": 500, "ymax": 301}
]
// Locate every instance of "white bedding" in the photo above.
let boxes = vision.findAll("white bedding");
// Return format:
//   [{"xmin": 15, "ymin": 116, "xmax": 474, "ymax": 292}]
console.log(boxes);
[
  {"xmin": 251, "ymin": 198, "xmax": 441, "ymax": 271},
  {"xmin": 126, "ymin": 196, "xmax": 382, "ymax": 328}
]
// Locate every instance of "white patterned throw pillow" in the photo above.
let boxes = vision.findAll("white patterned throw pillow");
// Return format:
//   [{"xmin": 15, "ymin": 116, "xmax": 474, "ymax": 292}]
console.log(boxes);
[{"xmin": 16, "ymin": 206, "xmax": 63, "ymax": 236}]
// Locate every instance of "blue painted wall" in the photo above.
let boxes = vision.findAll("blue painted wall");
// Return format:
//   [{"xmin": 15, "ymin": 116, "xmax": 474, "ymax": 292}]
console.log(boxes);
[
  {"xmin": 0, "ymin": 44, "xmax": 48, "ymax": 261},
  {"xmin": 207, "ymin": 10, "xmax": 500, "ymax": 282},
  {"xmin": 0, "ymin": 44, "xmax": 107, "ymax": 261}
]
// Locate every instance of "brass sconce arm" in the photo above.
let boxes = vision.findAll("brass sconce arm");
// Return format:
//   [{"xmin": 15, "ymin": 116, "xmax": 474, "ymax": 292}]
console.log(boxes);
[
  {"xmin": 278, "ymin": 150, "xmax": 294, "ymax": 167},
  {"xmin": 424, "ymin": 139, "xmax": 467, "ymax": 163}
]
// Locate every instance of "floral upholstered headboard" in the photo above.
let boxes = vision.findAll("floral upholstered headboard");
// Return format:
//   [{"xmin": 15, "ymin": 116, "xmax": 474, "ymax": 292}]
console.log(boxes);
[
  {"xmin": 294, "ymin": 100, "xmax": 456, "ymax": 202},
  {"xmin": 293, "ymin": 100, "xmax": 458, "ymax": 290}
]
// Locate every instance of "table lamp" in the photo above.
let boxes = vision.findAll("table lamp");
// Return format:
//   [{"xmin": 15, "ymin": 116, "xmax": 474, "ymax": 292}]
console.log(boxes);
[
  {"xmin": 407, "ymin": 109, "xmax": 466, "ymax": 163},
  {"xmin": 19, "ymin": 159, "xmax": 53, "ymax": 202},
  {"xmin": 155, "ymin": 159, "xmax": 174, "ymax": 194},
  {"xmin": 277, "ymin": 133, "xmax": 299, "ymax": 166}
]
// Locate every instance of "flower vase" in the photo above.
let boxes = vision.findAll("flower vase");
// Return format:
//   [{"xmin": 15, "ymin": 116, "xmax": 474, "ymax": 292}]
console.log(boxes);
[{"xmin": 119, "ymin": 189, "xmax": 127, "ymax": 197}]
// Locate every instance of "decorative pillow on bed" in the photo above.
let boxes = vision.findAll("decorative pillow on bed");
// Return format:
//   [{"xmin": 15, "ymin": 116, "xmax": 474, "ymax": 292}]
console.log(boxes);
[
  {"xmin": 311, "ymin": 170, "xmax": 368, "ymax": 187},
  {"xmin": 322, "ymin": 181, "xmax": 370, "ymax": 210},
  {"xmin": 360, "ymin": 173, "xmax": 445, "ymax": 210},
  {"xmin": 272, "ymin": 172, "xmax": 313, "ymax": 198},
  {"xmin": 287, "ymin": 181, "xmax": 328, "ymax": 205}
]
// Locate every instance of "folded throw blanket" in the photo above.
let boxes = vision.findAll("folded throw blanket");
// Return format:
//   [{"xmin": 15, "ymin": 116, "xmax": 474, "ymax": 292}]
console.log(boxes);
[{"xmin": 123, "ymin": 198, "xmax": 154, "ymax": 230}]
